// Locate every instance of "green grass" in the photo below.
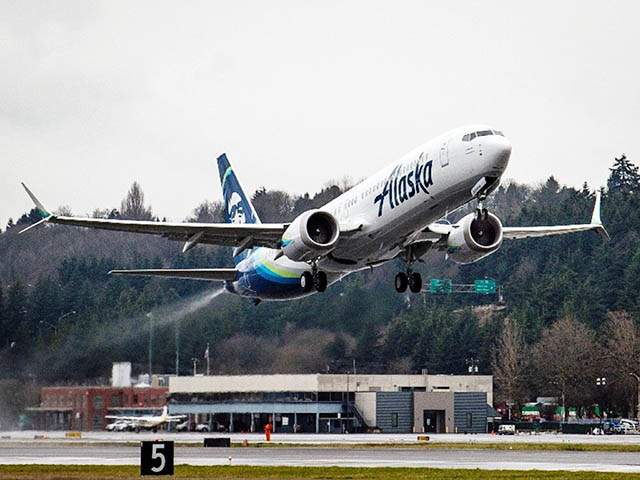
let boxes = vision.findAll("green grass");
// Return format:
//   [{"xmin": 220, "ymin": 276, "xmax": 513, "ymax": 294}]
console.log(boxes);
[{"xmin": 1, "ymin": 465, "xmax": 640, "ymax": 480}]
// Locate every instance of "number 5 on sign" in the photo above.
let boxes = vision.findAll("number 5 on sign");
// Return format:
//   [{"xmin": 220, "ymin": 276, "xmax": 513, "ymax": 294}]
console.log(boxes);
[{"xmin": 141, "ymin": 441, "xmax": 174, "ymax": 476}]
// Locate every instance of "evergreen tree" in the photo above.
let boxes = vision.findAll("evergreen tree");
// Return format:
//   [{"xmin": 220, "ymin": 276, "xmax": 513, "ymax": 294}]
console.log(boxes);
[
  {"xmin": 5, "ymin": 282, "xmax": 28, "ymax": 350},
  {"xmin": 608, "ymin": 154, "xmax": 640, "ymax": 195}
]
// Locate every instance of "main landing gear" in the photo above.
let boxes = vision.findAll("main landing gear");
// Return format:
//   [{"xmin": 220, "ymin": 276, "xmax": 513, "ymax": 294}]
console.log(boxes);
[
  {"xmin": 300, "ymin": 269, "xmax": 327, "ymax": 293},
  {"xmin": 395, "ymin": 270, "xmax": 422, "ymax": 293}
]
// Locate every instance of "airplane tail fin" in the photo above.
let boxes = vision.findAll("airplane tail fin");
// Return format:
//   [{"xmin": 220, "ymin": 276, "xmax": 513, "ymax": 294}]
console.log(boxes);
[{"xmin": 217, "ymin": 154, "xmax": 261, "ymax": 225}]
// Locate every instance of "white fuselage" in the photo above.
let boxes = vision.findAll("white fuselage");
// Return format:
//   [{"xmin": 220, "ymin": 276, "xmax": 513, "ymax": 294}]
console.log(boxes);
[{"xmin": 230, "ymin": 125, "xmax": 511, "ymax": 299}]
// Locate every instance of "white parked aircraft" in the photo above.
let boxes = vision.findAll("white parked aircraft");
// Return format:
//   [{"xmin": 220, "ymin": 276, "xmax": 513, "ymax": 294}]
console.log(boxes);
[
  {"xmin": 22, "ymin": 125, "xmax": 608, "ymax": 303},
  {"xmin": 105, "ymin": 406, "xmax": 186, "ymax": 432}
]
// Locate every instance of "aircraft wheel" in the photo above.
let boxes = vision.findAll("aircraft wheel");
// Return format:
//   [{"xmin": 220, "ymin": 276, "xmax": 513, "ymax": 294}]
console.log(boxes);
[
  {"xmin": 300, "ymin": 272, "xmax": 313, "ymax": 292},
  {"xmin": 408, "ymin": 272, "xmax": 422, "ymax": 293},
  {"xmin": 395, "ymin": 272, "xmax": 408, "ymax": 293},
  {"xmin": 314, "ymin": 271, "xmax": 328, "ymax": 292}
]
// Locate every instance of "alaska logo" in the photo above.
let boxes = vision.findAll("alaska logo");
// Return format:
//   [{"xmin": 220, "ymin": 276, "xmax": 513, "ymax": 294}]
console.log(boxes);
[{"xmin": 374, "ymin": 159, "xmax": 433, "ymax": 217}]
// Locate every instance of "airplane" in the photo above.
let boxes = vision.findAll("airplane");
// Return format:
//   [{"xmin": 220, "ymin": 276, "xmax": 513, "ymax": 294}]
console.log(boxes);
[
  {"xmin": 105, "ymin": 406, "xmax": 186, "ymax": 432},
  {"xmin": 21, "ymin": 124, "xmax": 608, "ymax": 303}
]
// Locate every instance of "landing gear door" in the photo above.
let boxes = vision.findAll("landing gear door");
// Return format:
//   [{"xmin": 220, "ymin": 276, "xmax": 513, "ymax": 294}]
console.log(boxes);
[{"xmin": 439, "ymin": 139, "xmax": 449, "ymax": 167}]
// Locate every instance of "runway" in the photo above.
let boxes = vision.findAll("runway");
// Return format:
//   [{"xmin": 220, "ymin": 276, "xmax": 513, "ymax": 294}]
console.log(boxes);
[
  {"xmin": 1, "ymin": 444, "xmax": 640, "ymax": 472},
  {"xmin": 3, "ymin": 431, "xmax": 640, "ymax": 472}
]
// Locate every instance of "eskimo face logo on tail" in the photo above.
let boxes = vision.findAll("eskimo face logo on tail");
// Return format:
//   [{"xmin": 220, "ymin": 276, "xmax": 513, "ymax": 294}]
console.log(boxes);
[
  {"xmin": 374, "ymin": 158, "xmax": 433, "ymax": 217},
  {"xmin": 228, "ymin": 192, "xmax": 246, "ymax": 224}
]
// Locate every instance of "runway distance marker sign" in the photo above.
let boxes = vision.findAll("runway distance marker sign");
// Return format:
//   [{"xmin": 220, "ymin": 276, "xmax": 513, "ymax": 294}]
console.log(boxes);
[{"xmin": 141, "ymin": 441, "xmax": 174, "ymax": 476}]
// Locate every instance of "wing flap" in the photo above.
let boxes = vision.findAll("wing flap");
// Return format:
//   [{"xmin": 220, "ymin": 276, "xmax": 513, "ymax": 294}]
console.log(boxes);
[{"xmin": 109, "ymin": 268, "xmax": 239, "ymax": 281}]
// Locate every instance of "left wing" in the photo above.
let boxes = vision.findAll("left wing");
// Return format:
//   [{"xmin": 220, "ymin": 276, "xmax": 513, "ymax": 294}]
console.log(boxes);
[
  {"xmin": 420, "ymin": 191, "xmax": 609, "ymax": 243},
  {"xmin": 501, "ymin": 191, "xmax": 609, "ymax": 240}
]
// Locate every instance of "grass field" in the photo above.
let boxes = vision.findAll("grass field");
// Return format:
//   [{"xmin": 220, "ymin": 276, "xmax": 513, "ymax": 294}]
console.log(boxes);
[{"xmin": 2, "ymin": 465, "xmax": 640, "ymax": 480}]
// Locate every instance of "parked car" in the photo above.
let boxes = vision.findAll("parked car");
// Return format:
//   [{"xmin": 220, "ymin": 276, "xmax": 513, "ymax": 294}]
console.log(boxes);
[
  {"xmin": 195, "ymin": 423, "xmax": 210, "ymax": 432},
  {"xmin": 175, "ymin": 421, "xmax": 191, "ymax": 432},
  {"xmin": 106, "ymin": 420, "xmax": 132, "ymax": 432}
]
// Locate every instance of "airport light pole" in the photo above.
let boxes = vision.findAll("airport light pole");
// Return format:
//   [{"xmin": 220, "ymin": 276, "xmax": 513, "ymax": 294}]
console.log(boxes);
[
  {"xmin": 596, "ymin": 377, "xmax": 606, "ymax": 418},
  {"xmin": 630, "ymin": 373, "xmax": 640, "ymax": 422}
]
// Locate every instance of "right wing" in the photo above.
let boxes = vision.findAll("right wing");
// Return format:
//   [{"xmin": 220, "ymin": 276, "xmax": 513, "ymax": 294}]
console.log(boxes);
[{"xmin": 21, "ymin": 183, "xmax": 287, "ymax": 251}]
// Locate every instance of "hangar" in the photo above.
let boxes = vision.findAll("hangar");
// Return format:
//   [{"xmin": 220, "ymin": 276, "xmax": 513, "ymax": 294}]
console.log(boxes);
[{"xmin": 168, "ymin": 373, "xmax": 492, "ymax": 433}]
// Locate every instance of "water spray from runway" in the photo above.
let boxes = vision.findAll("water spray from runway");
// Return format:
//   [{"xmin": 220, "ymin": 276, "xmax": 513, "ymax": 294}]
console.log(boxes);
[{"xmin": 30, "ymin": 285, "xmax": 230, "ymax": 379}]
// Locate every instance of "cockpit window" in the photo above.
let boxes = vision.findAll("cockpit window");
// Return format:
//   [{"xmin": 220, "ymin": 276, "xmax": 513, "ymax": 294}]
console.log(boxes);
[
  {"xmin": 476, "ymin": 130, "xmax": 492, "ymax": 137},
  {"xmin": 462, "ymin": 132, "xmax": 478, "ymax": 141},
  {"xmin": 493, "ymin": 130, "xmax": 504, "ymax": 136}
]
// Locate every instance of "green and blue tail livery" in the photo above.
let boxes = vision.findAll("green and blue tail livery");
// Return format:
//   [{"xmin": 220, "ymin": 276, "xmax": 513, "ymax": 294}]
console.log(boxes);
[{"xmin": 217, "ymin": 154, "xmax": 260, "ymax": 225}]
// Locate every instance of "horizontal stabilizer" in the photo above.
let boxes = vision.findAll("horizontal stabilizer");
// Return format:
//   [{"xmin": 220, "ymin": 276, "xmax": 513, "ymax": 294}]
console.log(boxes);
[{"xmin": 109, "ymin": 268, "xmax": 238, "ymax": 281}]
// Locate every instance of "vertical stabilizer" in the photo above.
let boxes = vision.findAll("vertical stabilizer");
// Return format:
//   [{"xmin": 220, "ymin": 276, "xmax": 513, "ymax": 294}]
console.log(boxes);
[{"xmin": 217, "ymin": 154, "xmax": 261, "ymax": 225}]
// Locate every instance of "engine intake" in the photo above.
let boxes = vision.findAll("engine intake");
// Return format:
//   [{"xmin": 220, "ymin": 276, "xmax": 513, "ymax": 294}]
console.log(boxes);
[
  {"xmin": 446, "ymin": 211, "xmax": 503, "ymax": 264},
  {"xmin": 281, "ymin": 210, "xmax": 340, "ymax": 262}
]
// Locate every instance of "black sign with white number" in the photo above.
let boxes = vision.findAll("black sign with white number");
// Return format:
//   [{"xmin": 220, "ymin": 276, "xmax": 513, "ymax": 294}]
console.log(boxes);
[{"xmin": 141, "ymin": 441, "xmax": 174, "ymax": 476}]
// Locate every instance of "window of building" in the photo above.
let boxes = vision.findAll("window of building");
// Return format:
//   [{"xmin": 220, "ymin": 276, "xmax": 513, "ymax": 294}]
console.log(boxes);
[
  {"xmin": 110, "ymin": 395, "xmax": 120, "ymax": 407},
  {"xmin": 93, "ymin": 414, "xmax": 103, "ymax": 430},
  {"xmin": 466, "ymin": 412, "xmax": 473, "ymax": 428},
  {"xmin": 391, "ymin": 413, "xmax": 398, "ymax": 428},
  {"xmin": 93, "ymin": 395, "xmax": 104, "ymax": 409}
]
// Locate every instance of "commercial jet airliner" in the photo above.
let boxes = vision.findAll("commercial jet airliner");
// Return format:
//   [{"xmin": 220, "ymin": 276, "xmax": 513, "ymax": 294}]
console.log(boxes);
[{"xmin": 22, "ymin": 125, "xmax": 608, "ymax": 303}]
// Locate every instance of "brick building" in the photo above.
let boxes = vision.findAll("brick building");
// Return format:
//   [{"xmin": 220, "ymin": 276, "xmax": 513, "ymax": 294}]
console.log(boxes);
[{"xmin": 27, "ymin": 385, "xmax": 168, "ymax": 431}]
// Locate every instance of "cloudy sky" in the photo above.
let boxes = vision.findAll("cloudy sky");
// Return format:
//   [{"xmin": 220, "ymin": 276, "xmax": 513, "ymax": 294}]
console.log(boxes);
[{"xmin": 2, "ymin": 0, "xmax": 639, "ymax": 228}]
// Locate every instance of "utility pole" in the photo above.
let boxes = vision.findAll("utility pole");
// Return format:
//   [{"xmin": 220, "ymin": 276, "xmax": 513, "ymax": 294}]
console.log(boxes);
[
  {"xmin": 175, "ymin": 317, "xmax": 180, "ymax": 376},
  {"xmin": 146, "ymin": 312, "xmax": 153, "ymax": 383},
  {"xmin": 192, "ymin": 358, "xmax": 198, "ymax": 376},
  {"xmin": 205, "ymin": 343, "xmax": 210, "ymax": 376}
]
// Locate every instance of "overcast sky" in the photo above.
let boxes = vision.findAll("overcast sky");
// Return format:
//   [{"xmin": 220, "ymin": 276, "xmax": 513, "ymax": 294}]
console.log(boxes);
[{"xmin": 2, "ymin": 0, "xmax": 639, "ymax": 228}]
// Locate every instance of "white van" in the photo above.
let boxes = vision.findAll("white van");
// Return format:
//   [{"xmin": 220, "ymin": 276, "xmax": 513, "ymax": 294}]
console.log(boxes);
[{"xmin": 497, "ymin": 424, "xmax": 516, "ymax": 435}]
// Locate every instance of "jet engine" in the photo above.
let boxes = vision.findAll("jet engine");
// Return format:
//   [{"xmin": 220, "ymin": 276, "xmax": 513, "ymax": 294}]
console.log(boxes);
[
  {"xmin": 446, "ymin": 211, "xmax": 503, "ymax": 264},
  {"xmin": 281, "ymin": 210, "xmax": 340, "ymax": 262}
]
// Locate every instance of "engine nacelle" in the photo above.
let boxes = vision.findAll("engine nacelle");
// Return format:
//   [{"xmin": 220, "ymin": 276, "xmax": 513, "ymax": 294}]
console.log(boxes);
[
  {"xmin": 281, "ymin": 210, "xmax": 340, "ymax": 262},
  {"xmin": 446, "ymin": 211, "xmax": 503, "ymax": 264}
]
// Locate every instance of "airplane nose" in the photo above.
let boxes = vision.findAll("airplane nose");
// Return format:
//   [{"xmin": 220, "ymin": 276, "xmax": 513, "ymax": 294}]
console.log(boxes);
[{"xmin": 490, "ymin": 137, "xmax": 511, "ymax": 172}]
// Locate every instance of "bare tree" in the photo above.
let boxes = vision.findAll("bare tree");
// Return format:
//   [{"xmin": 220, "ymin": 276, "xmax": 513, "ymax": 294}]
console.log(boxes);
[
  {"xmin": 120, "ymin": 182, "xmax": 153, "ymax": 220},
  {"xmin": 602, "ymin": 311, "xmax": 640, "ymax": 416},
  {"xmin": 189, "ymin": 200, "xmax": 224, "ymax": 223},
  {"xmin": 491, "ymin": 317, "xmax": 527, "ymax": 417},
  {"xmin": 530, "ymin": 316, "xmax": 598, "ymax": 417}
]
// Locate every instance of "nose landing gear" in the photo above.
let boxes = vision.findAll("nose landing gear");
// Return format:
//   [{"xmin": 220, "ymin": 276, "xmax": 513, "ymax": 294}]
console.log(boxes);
[{"xmin": 395, "ymin": 270, "xmax": 422, "ymax": 293}]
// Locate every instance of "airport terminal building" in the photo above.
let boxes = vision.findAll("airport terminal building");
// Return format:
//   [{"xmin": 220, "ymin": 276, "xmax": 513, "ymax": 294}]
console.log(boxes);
[{"xmin": 168, "ymin": 374, "xmax": 493, "ymax": 434}]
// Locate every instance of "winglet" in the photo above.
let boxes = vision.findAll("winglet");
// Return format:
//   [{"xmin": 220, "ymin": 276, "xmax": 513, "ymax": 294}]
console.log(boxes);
[
  {"xmin": 21, "ymin": 183, "xmax": 51, "ymax": 219},
  {"xmin": 591, "ymin": 190, "xmax": 610, "ymax": 240},
  {"xmin": 19, "ymin": 183, "xmax": 54, "ymax": 234}
]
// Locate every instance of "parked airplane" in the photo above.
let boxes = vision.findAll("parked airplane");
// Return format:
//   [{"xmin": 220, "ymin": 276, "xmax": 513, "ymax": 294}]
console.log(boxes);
[
  {"xmin": 22, "ymin": 125, "xmax": 608, "ymax": 303},
  {"xmin": 105, "ymin": 406, "xmax": 186, "ymax": 432}
]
